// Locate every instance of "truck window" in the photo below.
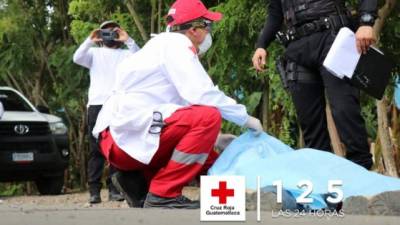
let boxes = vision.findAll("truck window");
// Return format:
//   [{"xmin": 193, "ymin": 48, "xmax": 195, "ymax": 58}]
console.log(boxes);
[{"xmin": 0, "ymin": 90, "xmax": 34, "ymax": 112}]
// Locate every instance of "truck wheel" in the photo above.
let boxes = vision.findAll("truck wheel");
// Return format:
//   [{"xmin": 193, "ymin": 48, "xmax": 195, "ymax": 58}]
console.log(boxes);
[{"xmin": 35, "ymin": 175, "xmax": 64, "ymax": 195}]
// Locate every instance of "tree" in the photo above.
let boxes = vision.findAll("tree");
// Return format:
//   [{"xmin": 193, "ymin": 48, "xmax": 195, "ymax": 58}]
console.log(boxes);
[{"xmin": 374, "ymin": 0, "xmax": 398, "ymax": 177}]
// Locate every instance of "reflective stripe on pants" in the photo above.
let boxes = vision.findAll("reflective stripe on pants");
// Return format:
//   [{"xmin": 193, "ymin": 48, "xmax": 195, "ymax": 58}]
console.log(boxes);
[{"xmin": 99, "ymin": 105, "xmax": 221, "ymax": 197}]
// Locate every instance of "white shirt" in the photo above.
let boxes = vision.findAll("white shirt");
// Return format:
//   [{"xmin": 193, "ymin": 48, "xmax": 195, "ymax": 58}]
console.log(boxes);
[
  {"xmin": 73, "ymin": 37, "xmax": 140, "ymax": 105},
  {"xmin": 93, "ymin": 32, "xmax": 249, "ymax": 164}
]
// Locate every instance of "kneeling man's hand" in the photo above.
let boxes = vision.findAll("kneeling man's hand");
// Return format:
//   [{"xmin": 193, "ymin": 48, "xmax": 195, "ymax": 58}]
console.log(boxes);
[{"xmin": 244, "ymin": 116, "xmax": 263, "ymax": 136}]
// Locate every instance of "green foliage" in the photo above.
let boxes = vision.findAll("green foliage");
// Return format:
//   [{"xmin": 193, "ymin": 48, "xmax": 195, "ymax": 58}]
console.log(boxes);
[
  {"xmin": 381, "ymin": 9, "xmax": 400, "ymax": 73},
  {"xmin": 69, "ymin": 20, "xmax": 98, "ymax": 43},
  {"xmin": 207, "ymin": 0, "xmax": 297, "ymax": 145},
  {"xmin": 0, "ymin": 183, "xmax": 24, "ymax": 196},
  {"xmin": 361, "ymin": 95, "xmax": 378, "ymax": 138},
  {"xmin": 68, "ymin": 0, "xmax": 147, "ymax": 45},
  {"xmin": 221, "ymin": 91, "xmax": 262, "ymax": 135},
  {"xmin": 48, "ymin": 45, "xmax": 89, "ymax": 111}
]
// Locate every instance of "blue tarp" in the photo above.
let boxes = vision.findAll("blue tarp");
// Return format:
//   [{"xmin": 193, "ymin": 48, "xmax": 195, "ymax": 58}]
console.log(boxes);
[
  {"xmin": 209, "ymin": 131, "xmax": 400, "ymax": 209},
  {"xmin": 395, "ymin": 76, "xmax": 400, "ymax": 109}
]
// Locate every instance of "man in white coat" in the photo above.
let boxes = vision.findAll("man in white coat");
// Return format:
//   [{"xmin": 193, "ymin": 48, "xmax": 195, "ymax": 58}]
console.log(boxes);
[
  {"xmin": 73, "ymin": 21, "xmax": 140, "ymax": 204},
  {"xmin": 93, "ymin": 0, "xmax": 263, "ymax": 209}
]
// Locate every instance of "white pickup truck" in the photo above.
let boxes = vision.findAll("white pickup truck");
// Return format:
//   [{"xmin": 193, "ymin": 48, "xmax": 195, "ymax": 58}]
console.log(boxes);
[{"xmin": 0, "ymin": 86, "xmax": 69, "ymax": 195}]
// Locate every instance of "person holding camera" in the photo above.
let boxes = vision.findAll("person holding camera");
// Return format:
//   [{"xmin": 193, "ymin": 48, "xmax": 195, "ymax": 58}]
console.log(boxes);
[{"xmin": 73, "ymin": 21, "xmax": 140, "ymax": 204}]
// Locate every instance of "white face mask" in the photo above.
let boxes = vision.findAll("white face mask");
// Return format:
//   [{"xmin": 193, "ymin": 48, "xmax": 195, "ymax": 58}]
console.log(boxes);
[{"xmin": 198, "ymin": 33, "xmax": 212, "ymax": 55}]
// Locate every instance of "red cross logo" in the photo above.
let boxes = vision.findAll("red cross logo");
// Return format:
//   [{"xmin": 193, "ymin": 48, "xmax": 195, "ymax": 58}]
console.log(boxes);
[
  {"xmin": 211, "ymin": 181, "xmax": 235, "ymax": 204},
  {"xmin": 188, "ymin": 45, "xmax": 197, "ymax": 55}
]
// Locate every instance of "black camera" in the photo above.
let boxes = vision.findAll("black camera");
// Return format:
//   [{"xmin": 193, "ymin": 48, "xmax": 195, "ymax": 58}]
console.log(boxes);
[{"xmin": 99, "ymin": 29, "xmax": 118, "ymax": 41}]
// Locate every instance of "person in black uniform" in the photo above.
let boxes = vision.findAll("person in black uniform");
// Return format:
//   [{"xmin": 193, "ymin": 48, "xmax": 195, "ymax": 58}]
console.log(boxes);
[{"xmin": 252, "ymin": 0, "xmax": 378, "ymax": 169}]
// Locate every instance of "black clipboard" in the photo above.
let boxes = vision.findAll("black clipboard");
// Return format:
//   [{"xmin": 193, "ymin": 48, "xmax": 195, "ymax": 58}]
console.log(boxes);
[{"xmin": 348, "ymin": 47, "xmax": 395, "ymax": 99}]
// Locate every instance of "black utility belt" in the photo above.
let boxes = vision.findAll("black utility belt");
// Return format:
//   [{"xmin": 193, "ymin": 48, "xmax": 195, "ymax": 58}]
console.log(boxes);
[
  {"xmin": 276, "ymin": 57, "xmax": 321, "ymax": 90},
  {"xmin": 276, "ymin": 14, "xmax": 350, "ymax": 46}
]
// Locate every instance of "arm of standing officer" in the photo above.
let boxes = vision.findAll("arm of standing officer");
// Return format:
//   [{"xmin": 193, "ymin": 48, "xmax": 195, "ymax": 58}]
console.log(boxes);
[
  {"xmin": 114, "ymin": 28, "xmax": 140, "ymax": 53},
  {"xmin": 163, "ymin": 37, "xmax": 263, "ymax": 134},
  {"xmin": 252, "ymin": 0, "xmax": 284, "ymax": 71},
  {"xmin": 72, "ymin": 29, "xmax": 101, "ymax": 68},
  {"xmin": 355, "ymin": 0, "xmax": 378, "ymax": 54}
]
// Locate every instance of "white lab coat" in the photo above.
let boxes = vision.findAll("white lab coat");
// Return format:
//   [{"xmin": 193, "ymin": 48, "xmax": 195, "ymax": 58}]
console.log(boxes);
[{"xmin": 93, "ymin": 32, "xmax": 249, "ymax": 164}]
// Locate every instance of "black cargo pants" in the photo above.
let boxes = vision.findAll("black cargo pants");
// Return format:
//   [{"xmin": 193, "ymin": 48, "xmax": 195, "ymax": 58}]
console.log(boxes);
[{"xmin": 284, "ymin": 29, "xmax": 373, "ymax": 169}]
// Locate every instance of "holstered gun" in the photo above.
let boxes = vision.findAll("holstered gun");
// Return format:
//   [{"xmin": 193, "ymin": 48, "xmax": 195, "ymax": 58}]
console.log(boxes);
[
  {"xmin": 276, "ymin": 56, "xmax": 320, "ymax": 90},
  {"xmin": 276, "ymin": 56, "xmax": 290, "ymax": 89}
]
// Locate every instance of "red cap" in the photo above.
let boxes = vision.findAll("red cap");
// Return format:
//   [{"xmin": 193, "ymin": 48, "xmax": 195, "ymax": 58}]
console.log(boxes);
[{"xmin": 167, "ymin": 0, "xmax": 223, "ymax": 26}]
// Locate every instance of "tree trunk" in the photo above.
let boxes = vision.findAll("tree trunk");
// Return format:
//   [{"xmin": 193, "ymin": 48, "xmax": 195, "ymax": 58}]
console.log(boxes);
[
  {"xmin": 125, "ymin": 0, "xmax": 149, "ymax": 42},
  {"xmin": 79, "ymin": 105, "xmax": 88, "ymax": 190},
  {"xmin": 373, "ymin": 0, "xmax": 397, "ymax": 37},
  {"xmin": 1, "ymin": 73, "xmax": 13, "ymax": 87},
  {"xmin": 298, "ymin": 124, "xmax": 304, "ymax": 148},
  {"xmin": 373, "ymin": 0, "xmax": 398, "ymax": 177},
  {"xmin": 261, "ymin": 77, "xmax": 270, "ymax": 131},
  {"xmin": 392, "ymin": 106, "xmax": 400, "ymax": 170},
  {"xmin": 25, "ymin": 182, "xmax": 33, "ymax": 195},
  {"xmin": 150, "ymin": 0, "xmax": 156, "ymax": 34},
  {"xmin": 31, "ymin": 43, "xmax": 47, "ymax": 106},
  {"xmin": 393, "ymin": 106, "xmax": 399, "ymax": 142},
  {"xmin": 377, "ymin": 98, "xmax": 398, "ymax": 177},
  {"xmin": 6, "ymin": 72, "xmax": 25, "ymax": 95},
  {"xmin": 32, "ymin": 75, "xmax": 42, "ymax": 106},
  {"xmin": 158, "ymin": 0, "xmax": 162, "ymax": 33}
]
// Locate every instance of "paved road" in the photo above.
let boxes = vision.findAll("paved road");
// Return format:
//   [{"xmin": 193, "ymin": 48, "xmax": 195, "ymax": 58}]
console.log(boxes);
[{"xmin": 0, "ymin": 204, "xmax": 399, "ymax": 225}]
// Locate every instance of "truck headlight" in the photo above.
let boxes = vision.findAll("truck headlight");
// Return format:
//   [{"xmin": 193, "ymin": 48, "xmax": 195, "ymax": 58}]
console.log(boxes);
[{"xmin": 49, "ymin": 122, "xmax": 68, "ymax": 135}]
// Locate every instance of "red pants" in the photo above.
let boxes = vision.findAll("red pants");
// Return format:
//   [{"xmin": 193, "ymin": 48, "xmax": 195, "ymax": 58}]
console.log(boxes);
[{"xmin": 99, "ymin": 105, "xmax": 221, "ymax": 198}]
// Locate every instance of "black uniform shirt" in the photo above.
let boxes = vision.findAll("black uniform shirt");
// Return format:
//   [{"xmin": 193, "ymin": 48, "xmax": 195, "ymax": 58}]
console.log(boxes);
[{"xmin": 255, "ymin": 0, "xmax": 378, "ymax": 49}]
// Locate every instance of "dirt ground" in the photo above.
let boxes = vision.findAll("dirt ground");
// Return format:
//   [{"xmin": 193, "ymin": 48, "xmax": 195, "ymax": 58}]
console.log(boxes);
[
  {"xmin": 0, "ymin": 186, "xmax": 199, "ymax": 209},
  {"xmin": 1, "ymin": 187, "xmax": 400, "ymax": 225}
]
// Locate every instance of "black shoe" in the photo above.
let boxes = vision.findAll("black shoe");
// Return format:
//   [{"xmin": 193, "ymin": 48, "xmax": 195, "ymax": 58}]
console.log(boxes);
[
  {"xmin": 109, "ymin": 191, "xmax": 125, "ymax": 202},
  {"xmin": 89, "ymin": 193, "xmax": 101, "ymax": 204},
  {"xmin": 111, "ymin": 171, "xmax": 147, "ymax": 208},
  {"xmin": 143, "ymin": 192, "xmax": 200, "ymax": 209},
  {"xmin": 108, "ymin": 184, "xmax": 125, "ymax": 201}
]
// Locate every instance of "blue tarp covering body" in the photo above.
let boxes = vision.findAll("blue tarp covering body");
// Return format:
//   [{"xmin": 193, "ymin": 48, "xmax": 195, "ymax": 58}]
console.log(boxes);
[{"xmin": 208, "ymin": 131, "xmax": 400, "ymax": 209}]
